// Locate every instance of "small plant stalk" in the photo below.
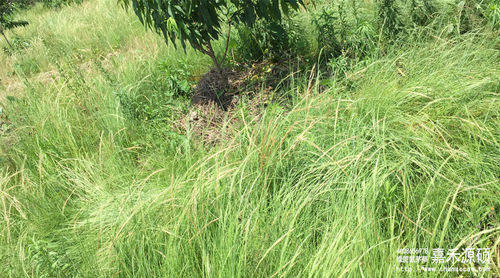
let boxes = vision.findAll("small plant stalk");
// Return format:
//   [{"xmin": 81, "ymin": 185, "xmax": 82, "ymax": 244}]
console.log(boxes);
[
  {"xmin": 1, "ymin": 31, "xmax": 14, "ymax": 50},
  {"xmin": 219, "ymin": 19, "xmax": 232, "ymax": 69}
]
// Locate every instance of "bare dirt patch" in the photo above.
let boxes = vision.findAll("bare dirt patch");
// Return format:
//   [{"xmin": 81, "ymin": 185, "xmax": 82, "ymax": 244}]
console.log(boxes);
[
  {"xmin": 181, "ymin": 60, "xmax": 295, "ymax": 146},
  {"xmin": 191, "ymin": 68, "xmax": 239, "ymax": 109},
  {"xmin": 191, "ymin": 60, "xmax": 293, "ymax": 108}
]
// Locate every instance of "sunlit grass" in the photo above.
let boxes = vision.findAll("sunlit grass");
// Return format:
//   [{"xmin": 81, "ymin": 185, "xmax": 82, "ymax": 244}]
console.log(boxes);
[{"xmin": 0, "ymin": 0, "xmax": 499, "ymax": 277}]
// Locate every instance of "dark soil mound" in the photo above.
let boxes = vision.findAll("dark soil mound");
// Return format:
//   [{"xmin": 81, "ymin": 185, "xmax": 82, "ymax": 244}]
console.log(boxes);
[
  {"xmin": 191, "ymin": 68, "xmax": 238, "ymax": 109},
  {"xmin": 181, "ymin": 61, "xmax": 301, "ymax": 147}
]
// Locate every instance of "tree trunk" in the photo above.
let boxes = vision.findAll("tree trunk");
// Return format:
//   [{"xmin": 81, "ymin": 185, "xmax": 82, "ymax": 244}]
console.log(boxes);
[
  {"xmin": 205, "ymin": 42, "xmax": 221, "ymax": 74},
  {"xmin": 193, "ymin": 42, "xmax": 221, "ymax": 73}
]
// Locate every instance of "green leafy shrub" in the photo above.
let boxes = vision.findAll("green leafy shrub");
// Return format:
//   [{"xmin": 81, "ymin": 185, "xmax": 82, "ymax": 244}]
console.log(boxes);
[
  {"xmin": 377, "ymin": 0, "xmax": 403, "ymax": 39},
  {"xmin": 116, "ymin": 61, "xmax": 193, "ymax": 122},
  {"xmin": 120, "ymin": 0, "xmax": 304, "ymax": 72},
  {"xmin": 234, "ymin": 17, "xmax": 307, "ymax": 62},
  {"xmin": 39, "ymin": 0, "xmax": 83, "ymax": 9},
  {"xmin": 311, "ymin": 7, "xmax": 342, "ymax": 59},
  {"xmin": 449, "ymin": 0, "xmax": 492, "ymax": 35},
  {"xmin": 11, "ymin": 0, "xmax": 36, "ymax": 9},
  {"xmin": 2, "ymin": 32, "xmax": 31, "ymax": 54},
  {"xmin": 0, "ymin": 0, "xmax": 29, "ymax": 50},
  {"xmin": 311, "ymin": 3, "xmax": 377, "ymax": 65},
  {"xmin": 27, "ymin": 237, "xmax": 75, "ymax": 277},
  {"xmin": 409, "ymin": 0, "xmax": 437, "ymax": 26},
  {"xmin": 13, "ymin": 58, "xmax": 40, "ymax": 75}
]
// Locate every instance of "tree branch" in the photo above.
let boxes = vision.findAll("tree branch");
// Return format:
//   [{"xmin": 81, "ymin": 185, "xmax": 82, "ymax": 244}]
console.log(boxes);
[
  {"xmin": 193, "ymin": 42, "xmax": 210, "ymax": 56},
  {"xmin": 205, "ymin": 41, "xmax": 221, "ymax": 73},
  {"xmin": 219, "ymin": 18, "xmax": 232, "ymax": 68}
]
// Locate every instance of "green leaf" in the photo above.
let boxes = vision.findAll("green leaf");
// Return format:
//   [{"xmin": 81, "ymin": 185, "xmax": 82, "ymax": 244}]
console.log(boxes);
[
  {"xmin": 257, "ymin": 0, "xmax": 270, "ymax": 18},
  {"xmin": 244, "ymin": 5, "xmax": 256, "ymax": 26},
  {"xmin": 288, "ymin": 0, "xmax": 300, "ymax": 9},
  {"xmin": 269, "ymin": 22, "xmax": 286, "ymax": 39},
  {"xmin": 179, "ymin": 79, "xmax": 190, "ymax": 93},
  {"xmin": 270, "ymin": 0, "xmax": 282, "ymax": 21},
  {"xmin": 166, "ymin": 17, "xmax": 179, "ymax": 35},
  {"xmin": 199, "ymin": 6, "xmax": 212, "ymax": 29},
  {"xmin": 280, "ymin": 0, "xmax": 290, "ymax": 16},
  {"xmin": 167, "ymin": 3, "xmax": 174, "ymax": 17},
  {"xmin": 120, "ymin": 0, "xmax": 304, "ymax": 69}
]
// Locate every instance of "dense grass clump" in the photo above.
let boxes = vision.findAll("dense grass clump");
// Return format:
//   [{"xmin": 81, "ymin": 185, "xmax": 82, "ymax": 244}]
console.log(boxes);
[{"xmin": 1, "ymin": 0, "xmax": 499, "ymax": 277}]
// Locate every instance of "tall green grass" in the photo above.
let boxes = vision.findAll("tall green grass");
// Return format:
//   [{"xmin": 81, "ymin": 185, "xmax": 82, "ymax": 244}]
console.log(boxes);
[{"xmin": 1, "ymin": 0, "xmax": 500, "ymax": 277}]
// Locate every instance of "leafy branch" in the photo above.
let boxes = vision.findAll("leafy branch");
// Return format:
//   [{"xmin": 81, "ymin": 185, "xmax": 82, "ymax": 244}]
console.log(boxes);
[
  {"xmin": 0, "ymin": 0, "xmax": 29, "ymax": 50},
  {"xmin": 119, "ymin": 0, "xmax": 304, "ymax": 73}
]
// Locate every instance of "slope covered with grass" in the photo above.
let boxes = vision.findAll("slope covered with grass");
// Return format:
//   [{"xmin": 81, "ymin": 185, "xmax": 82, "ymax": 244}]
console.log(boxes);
[{"xmin": 1, "ymin": 0, "xmax": 500, "ymax": 277}]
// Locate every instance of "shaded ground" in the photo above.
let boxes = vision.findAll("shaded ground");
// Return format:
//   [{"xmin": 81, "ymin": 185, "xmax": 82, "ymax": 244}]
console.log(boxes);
[{"xmin": 183, "ymin": 60, "xmax": 302, "ymax": 146}]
